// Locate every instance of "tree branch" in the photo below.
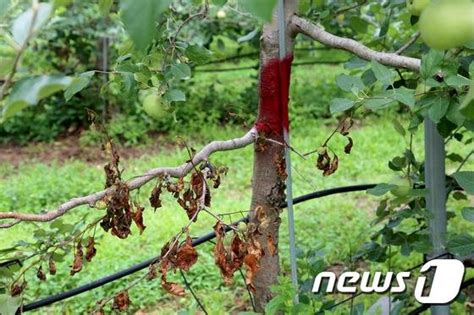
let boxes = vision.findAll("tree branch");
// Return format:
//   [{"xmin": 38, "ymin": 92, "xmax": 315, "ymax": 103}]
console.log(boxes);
[
  {"xmin": 290, "ymin": 15, "xmax": 421, "ymax": 71},
  {"xmin": 0, "ymin": 128, "xmax": 258, "ymax": 227}
]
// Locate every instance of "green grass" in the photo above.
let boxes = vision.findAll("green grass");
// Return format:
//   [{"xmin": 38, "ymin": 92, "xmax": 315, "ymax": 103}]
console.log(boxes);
[{"xmin": 0, "ymin": 114, "xmax": 472, "ymax": 314}]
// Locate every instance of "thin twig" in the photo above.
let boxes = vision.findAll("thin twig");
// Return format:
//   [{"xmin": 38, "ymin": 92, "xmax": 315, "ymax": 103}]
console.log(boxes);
[
  {"xmin": 456, "ymin": 150, "xmax": 473, "ymax": 173},
  {"xmin": 238, "ymin": 268, "xmax": 257, "ymax": 312},
  {"xmin": 395, "ymin": 32, "xmax": 420, "ymax": 55},
  {"xmin": 180, "ymin": 269, "xmax": 208, "ymax": 315}
]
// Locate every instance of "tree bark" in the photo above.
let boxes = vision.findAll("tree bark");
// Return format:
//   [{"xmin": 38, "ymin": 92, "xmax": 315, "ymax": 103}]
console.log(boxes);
[{"xmin": 250, "ymin": 1, "xmax": 297, "ymax": 310}]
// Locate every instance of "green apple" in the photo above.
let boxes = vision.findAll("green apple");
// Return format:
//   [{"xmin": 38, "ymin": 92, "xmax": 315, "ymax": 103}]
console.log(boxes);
[
  {"xmin": 216, "ymin": 9, "xmax": 226, "ymax": 19},
  {"xmin": 419, "ymin": 0, "xmax": 474, "ymax": 50},
  {"xmin": 142, "ymin": 92, "xmax": 166, "ymax": 119},
  {"xmin": 406, "ymin": 0, "xmax": 430, "ymax": 16},
  {"xmin": 390, "ymin": 177, "xmax": 412, "ymax": 197}
]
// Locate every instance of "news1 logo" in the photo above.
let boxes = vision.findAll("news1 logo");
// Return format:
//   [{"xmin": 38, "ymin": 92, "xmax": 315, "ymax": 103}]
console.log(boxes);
[{"xmin": 312, "ymin": 259, "xmax": 465, "ymax": 304}]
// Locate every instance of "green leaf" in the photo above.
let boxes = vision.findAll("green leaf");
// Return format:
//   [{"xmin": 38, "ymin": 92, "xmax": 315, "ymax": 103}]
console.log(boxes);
[
  {"xmin": 335, "ymin": 74, "xmax": 364, "ymax": 93},
  {"xmin": 169, "ymin": 64, "xmax": 191, "ymax": 80},
  {"xmin": 64, "ymin": 71, "xmax": 95, "ymax": 101},
  {"xmin": 164, "ymin": 89, "xmax": 186, "ymax": 102},
  {"xmin": 11, "ymin": 2, "xmax": 52, "ymax": 46},
  {"xmin": 329, "ymin": 98, "xmax": 354, "ymax": 113},
  {"xmin": 0, "ymin": 294, "xmax": 21, "ymax": 315},
  {"xmin": 364, "ymin": 95, "xmax": 396, "ymax": 110},
  {"xmin": 392, "ymin": 118, "xmax": 406, "ymax": 137},
  {"xmin": 460, "ymin": 81, "xmax": 474, "ymax": 119},
  {"xmin": 349, "ymin": 16, "xmax": 368, "ymax": 33},
  {"xmin": 462, "ymin": 207, "xmax": 474, "ymax": 222},
  {"xmin": 367, "ymin": 183, "xmax": 396, "ymax": 196},
  {"xmin": 453, "ymin": 171, "xmax": 474, "ymax": 195},
  {"xmin": 391, "ymin": 87, "xmax": 415, "ymax": 108},
  {"xmin": 2, "ymin": 75, "xmax": 73, "ymax": 120},
  {"xmin": 185, "ymin": 45, "xmax": 213, "ymax": 65},
  {"xmin": 371, "ymin": 60, "xmax": 395, "ymax": 85},
  {"xmin": 445, "ymin": 75, "xmax": 471, "ymax": 88},
  {"xmin": 428, "ymin": 97, "xmax": 449, "ymax": 123},
  {"xmin": 99, "ymin": 0, "xmax": 113, "ymax": 16},
  {"xmin": 0, "ymin": 0, "xmax": 10, "ymax": 17},
  {"xmin": 420, "ymin": 50, "xmax": 443, "ymax": 80},
  {"xmin": 120, "ymin": 0, "xmax": 172, "ymax": 50},
  {"xmin": 448, "ymin": 234, "xmax": 474, "ymax": 256},
  {"xmin": 238, "ymin": 0, "xmax": 278, "ymax": 22}
]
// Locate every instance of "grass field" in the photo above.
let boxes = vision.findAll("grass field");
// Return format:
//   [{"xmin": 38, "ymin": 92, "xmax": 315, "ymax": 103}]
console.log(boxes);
[{"xmin": 1, "ymin": 112, "xmax": 472, "ymax": 314}]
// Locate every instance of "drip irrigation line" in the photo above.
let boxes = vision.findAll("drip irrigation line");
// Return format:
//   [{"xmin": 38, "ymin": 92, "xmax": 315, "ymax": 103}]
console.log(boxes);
[
  {"xmin": 194, "ymin": 60, "xmax": 343, "ymax": 72},
  {"xmin": 21, "ymin": 183, "xmax": 379, "ymax": 312}
]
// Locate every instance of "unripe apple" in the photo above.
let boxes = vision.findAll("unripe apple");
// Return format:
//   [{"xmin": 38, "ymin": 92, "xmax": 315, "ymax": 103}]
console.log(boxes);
[
  {"xmin": 390, "ymin": 177, "xmax": 412, "ymax": 197},
  {"xmin": 419, "ymin": 0, "xmax": 474, "ymax": 50},
  {"xmin": 217, "ymin": 9, "xmax": 226, "ymax": 19},
  {"xmin": 142, "ymin": 92, "xmax": 166, "ymax": 119},
  {"xmin": 406, "ymin": 0, "xmax": 430, "ymax": 16}
]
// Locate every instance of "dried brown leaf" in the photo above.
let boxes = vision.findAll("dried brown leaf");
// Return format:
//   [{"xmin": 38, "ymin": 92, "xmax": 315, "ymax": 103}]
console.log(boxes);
[
  {"xmin": 48, "ymin": 256, "xmax": 57, "ymax": 275},
  {"xmin": 86, "ymin": 237, "xmax": 97, "ymax": 262},
  {"xmin": 112, "ymin": 290, "xmax": 131, "ymax": 311},
  {"xmin": 176, "ymin": 236, "xmax": 198, "ymax": 272},
  {"xmin": 70, "ymin": 241, "xmax": 84, "ymax": 275},
  {"xmin": 132, "ymin": 205, "xmax": 146, "ymax": 235},
  {"xmin": 36, "ymin": 265, "xmax": 46, "ymax": 281},
  {"xmin": 344, "ymin": 136, "xmax": 353, "ymax": 154},
  {"xmin": 161, "ymin": 279, "xmax": 186, "ymax": 297},
  {"xmin": 149, "ymin": 184, "xmax": 163, "ymax": 210}
]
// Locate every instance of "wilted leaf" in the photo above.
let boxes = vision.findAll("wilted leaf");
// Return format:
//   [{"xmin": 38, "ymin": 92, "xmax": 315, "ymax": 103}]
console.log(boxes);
[
  {"xmin": 10, "ymin": 281, "xmax": 26, "ymax": 296},
  {"xmin": 161, "ymin": 280, "xmax": 185, "ymax": 296},
  {"xmin": 36, "ymin": 265, "xmax": 46, "ymax": 281},
  {"xmin": 85, "ymin": 237, "xmax": 97, "ymax": 262},
  {"xmin": 70, "ymin": 241, "xmax": 83, "ymax": 275},
  {"xmin": 132, "ymin": 205, "xmax": 146, "ymax": 234},
  {"xmin": 112, "ymin": 290, "xmax": 131, "ymax": 311},
  {"xmin": 175, "ymin": 236, "xmax": 198, "ymax": 272},
  {"xmin": 243, "ymin": 254, "xmax": 259, "ymax": 291},
  {"xmin": 149, "ymin": 183, "xmax": 163, "ymax": 210},
  {"xmin": 344, "ymin": 137, "xmax": 353, "ymax": 154},
  {"xmin": 48, "ymin": 256, "xmax": 57, "ymax": 275}
]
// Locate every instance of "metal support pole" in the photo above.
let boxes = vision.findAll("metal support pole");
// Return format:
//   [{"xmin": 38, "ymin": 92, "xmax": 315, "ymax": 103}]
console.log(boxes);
[
  {"xmin": 277, "ymin": 0, "xmax": 299, "ymax": 304},
  {"xmin": 424, "ymin": 118, "xmax": 449, "ymax": 315}
]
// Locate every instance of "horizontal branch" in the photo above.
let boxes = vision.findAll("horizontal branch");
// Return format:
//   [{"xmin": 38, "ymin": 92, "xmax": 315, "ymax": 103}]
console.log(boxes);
[
  {"xmin": 0, "ymin": 128, "xmax": 258, "ymax": 228},
  {"xmin": 290, "ymin": 15, "xmax": 421, "ymax": 71}
]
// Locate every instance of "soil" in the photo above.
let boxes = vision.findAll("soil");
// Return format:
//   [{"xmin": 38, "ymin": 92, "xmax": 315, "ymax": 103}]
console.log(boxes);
[{"xmin": 0, "ymin": 134, "xmax": 172, "ymax": 166}]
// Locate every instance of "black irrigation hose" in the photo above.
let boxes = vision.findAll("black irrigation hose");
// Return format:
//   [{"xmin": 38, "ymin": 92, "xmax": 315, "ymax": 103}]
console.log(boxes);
[{"xmin": 22, "ymin": 183, "xmax": 378, "ymax": 312}]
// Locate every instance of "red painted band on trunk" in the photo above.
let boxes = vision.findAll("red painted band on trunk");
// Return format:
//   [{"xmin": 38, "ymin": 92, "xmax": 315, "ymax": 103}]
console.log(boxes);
[{"xmin": 255, "ymin": 54, "xmax": 293, "ymax": 136}]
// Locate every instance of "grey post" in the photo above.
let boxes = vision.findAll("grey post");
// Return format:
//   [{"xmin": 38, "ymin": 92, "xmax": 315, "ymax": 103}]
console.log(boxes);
[{"xmin": 424, "ymin": 118, "xmax": 449, "ymax": 315}]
